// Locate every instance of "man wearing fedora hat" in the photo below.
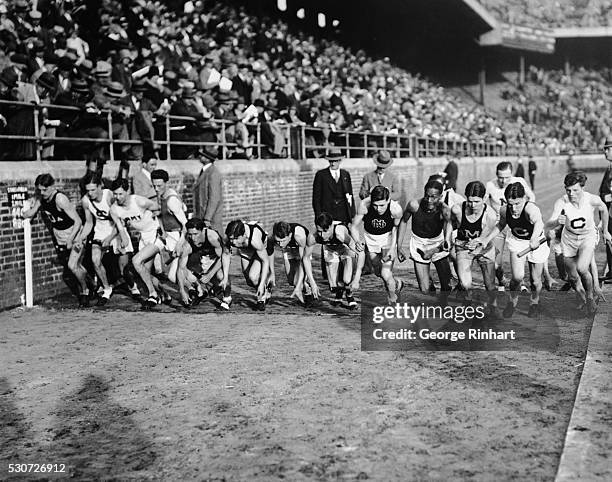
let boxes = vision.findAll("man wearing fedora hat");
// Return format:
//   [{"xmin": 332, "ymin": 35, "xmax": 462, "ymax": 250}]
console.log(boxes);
[
  {"xmin": 359, "ymin": 150, "xmax": 400, "ymax": 202},
  {"xmin": 313, "ymin": 147, "xmax": 355, "ymax": 224},
  {"xmin": 193, "ymin": 145, "xmax": 223, "ymax": 232}
]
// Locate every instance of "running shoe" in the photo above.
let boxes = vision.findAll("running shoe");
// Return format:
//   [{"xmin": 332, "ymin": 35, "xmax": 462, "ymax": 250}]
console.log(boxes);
[
  {"xmin": 255, "ymin": 300, "xmax": 266, "ymax": 311},
  {"xmin": 219, "ymin": 296, "xmax": 232, "ymax": 311},
  {"xmin": 331, "ymin": 288, "xmax": 344, "ymax": 306},
  {"xmin": 560, "ymin": 282, "xmax": 572, "ymax": 291},
  {"xmin": 395, "ymin": 279, "xmax": 405, "ymax": 294},
  {"xmin": 78, "ymin": 293, "xmax": 90, "ymax": 307}
]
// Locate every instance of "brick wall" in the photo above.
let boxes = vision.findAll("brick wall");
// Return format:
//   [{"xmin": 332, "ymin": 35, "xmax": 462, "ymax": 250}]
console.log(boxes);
[{"xmin": 0, "ymin": 154, "xmax": 605, "ymax": 309}]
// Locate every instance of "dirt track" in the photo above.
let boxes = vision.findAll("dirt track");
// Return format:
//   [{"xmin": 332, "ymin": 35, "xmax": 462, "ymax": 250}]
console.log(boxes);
[{"xmin": 1, "ymin": 173, "xmax": 609, "ymax": 481}]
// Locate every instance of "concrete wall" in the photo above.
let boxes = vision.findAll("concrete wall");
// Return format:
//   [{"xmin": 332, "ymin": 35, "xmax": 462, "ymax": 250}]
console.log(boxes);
[{"xmin": 0, "ymin": 153, "xmax": 608, "ymax": 309}]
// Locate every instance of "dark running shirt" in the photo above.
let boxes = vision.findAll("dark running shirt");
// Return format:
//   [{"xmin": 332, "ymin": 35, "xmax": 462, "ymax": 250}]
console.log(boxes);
[
  {"xmin": 506, "ymin": 203, "xmax": 534, "ymax": 240},
  {"xmin": 412, "ymin": 201, "xmax": 444, "ymax": 238},
  {"xmin": 363, "ymin": 203, "xmax": 394, "ymax": 235},
  {"xmin": 187, "ymin": 228, "xmax": 219, "ymax": 274},
  {"xmin": 456, "ymin": 203, "xmax": 487, "ymax": 242},
  {"xmin": 315, "ymin": 222, "xmax": 346, "ymax": 248},
  {"xmin": 41, "ymin": 192, "xmax": 74, "ymax": 230}
]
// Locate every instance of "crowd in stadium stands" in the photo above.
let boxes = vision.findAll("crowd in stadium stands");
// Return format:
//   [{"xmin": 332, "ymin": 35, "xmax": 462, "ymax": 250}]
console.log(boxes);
[
  {"xmin": 0, "ymin": 0, "xmax": 513, "ymax": 162},
  {"xmin": 478, "ymin": 0, "xmax": 612, "ymax": 28},
  {"xmin": 501, "ymin": 65, "xmax": 612, "ymax": 153}
]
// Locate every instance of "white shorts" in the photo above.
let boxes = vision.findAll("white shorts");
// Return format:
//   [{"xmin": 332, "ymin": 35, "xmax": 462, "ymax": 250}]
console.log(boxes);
[
  {"xmin": 162, "ymin": 231, "xmax": 181, "ymax": 252},
  {"xmin": 506, "ymin": 233, "xmax": 550, "ymax": 264},
  {"xmin": 364, "ymin": 230, "xmax": 393, "ymax": 254},
  {"xmin": 139, "ymin": 228, "xmax": 164, "ymax": 250},
  {"xmin": 53, "ymin": 227, "xmax": 73, "ymax": 247},
  {"xmin": 409, "ymin": 233, "xmax": 448, "ymax": 264},
  {"xmin": 323, "ymin": 245, "xmax": 353, "ymax": 263},
  {"xmin": 560, "ymin": 230, "xmax": 597, "ymax": 258},
  {"xmin": 199, "ymin": 255, "xmax": 218, "ymax": 275}
]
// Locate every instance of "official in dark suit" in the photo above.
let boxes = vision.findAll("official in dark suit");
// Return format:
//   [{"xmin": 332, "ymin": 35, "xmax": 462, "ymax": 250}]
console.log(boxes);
[
  {"xmin": 600, "ymin": 137, "xmax": 612, "ymax": 280},
  {"xmin": 193, "ymin": 146, "xmax": 224, "ymax": 232},
  {"xmin": 359, "ymin": 150, "xmax": 401, "ymax": 201},
  {"xmin": 443, "ymin": 152, "xmax": 459, "ymax": 191},
  {"xmin": 132, "ymin": 157, "xmax": 157, "ymax": 200},
  {"xmin": 312, "ymin": 148, "xmax": 355, "ymax": 224}
]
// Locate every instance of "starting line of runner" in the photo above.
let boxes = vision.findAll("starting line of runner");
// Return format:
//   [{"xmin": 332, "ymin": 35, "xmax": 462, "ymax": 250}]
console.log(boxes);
[{"xmin": 555, "ymin": 284, "xmax": 612, "ymax": 481}]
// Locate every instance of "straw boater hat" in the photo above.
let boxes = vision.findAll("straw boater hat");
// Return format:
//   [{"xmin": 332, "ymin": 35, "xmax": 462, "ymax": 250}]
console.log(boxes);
[
  {"xmin": 103, "ymin": 81, "xmax": 126, "ymax": 98},
  {"xmin": 198, "ymin": 145, "xmax": 218, "ymax": 161},
  {"xmin": 373, "ymin": 150, "xmax": 393, "ymax": 168},
  {"xmin": 326, "ymin": 147, "xmax": 344, "ymax": 161}
]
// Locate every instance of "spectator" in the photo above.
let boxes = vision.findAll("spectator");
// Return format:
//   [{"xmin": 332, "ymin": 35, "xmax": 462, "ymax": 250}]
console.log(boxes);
[
  {"xmin": 528, "ymin": 155, "xmax": 537, "ymax": 190},
  {"xmin": 312, "ymin": 147, "xmax": 355, "ymax": 224},
  {"xmin": 515, "ymin": 158, "xmax": 525, "ymax": 178},
  {"xmin": 132, "ymin": 156, "xmax": 157, "ymax": 200},
  {"xmin": 193, "ymin": 145, "xmax": 223, "ymax": 232},
  {"xmin": 359, "ymin": 150, "xmax": 401, "ymax": 201},
  {"xmin": 443, "ymin": 151, "xmax": 459, "ymax": 191}
]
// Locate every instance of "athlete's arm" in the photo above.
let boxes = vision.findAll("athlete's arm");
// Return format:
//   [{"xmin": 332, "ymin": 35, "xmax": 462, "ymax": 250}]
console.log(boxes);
[
  {"xmin": 166, "ymin": 195, "xmax": 188, "ymax": 256},
  {"xmin": 137, "ymin": 196, "xmax": 160, "ymax": 214},
  {"xmin": 200, "ymin": 230, "xmax": 224, "ymax": 284},
  {"xmin": 397, "ymin": 199, "xmax": 418, "ymax": 262},
  {"xmin": 441, "ymin": 204, "xmax": 453, "ymax": 251},
  {"xmin": 55, "ymin": 193, "xmax": 82, "ymax": 248},
  {"xmin": 250, "ymin": 232, "xmax": 270, "ymax": 298},
  {"xmin": 545, "ymin": 198, "xmax": 565, "ymax": 233},
  {"xmin": 450, "ymin": 204, "xmax": 462, "ymax": 247},
  {"xmin": 383, "ymin": 201, "xmax": 403, "ymax": 262},
  {"xmin": 525, "ymin": 203, "xmax": 545, "ymax": 250},
  {"xmin": 301, "ymin": 231, "xmax": 320, "ymax": 299},
  {"xmin": 109, "ymin": 205, "xmax": 130, "ymax": 249},
  {"xmin": 220, "ymin": 237, "xmax": 232, "ymax": 290},
  {"xmin": 177, "ymin": 242, "xmax": 193, "ymax": 304},
  {"xmin": 21, "ymin": 197, "xmax": 41, "ymax": 218},
  {"xmin": 480, "ymin": 206, "xmax": 506, "ymax": 246},
  {"xmin": 77, "ymin": 197, "xmax": 94, "ymax": 243},
  {"xmin": 350, "ymin": 199, "xmax": 368, "ymax": 252}
]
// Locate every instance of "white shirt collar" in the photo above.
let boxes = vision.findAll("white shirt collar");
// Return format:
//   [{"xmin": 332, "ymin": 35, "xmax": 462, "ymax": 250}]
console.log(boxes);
[{"xmin": 201, "ymin": 163, "xmax": 212, "ymax": 174}]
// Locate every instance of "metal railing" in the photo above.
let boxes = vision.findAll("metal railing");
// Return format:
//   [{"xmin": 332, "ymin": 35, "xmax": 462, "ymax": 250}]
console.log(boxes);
[{"xmin": 0, "ymin": 98, "xmax": 508, "ymax": 162}]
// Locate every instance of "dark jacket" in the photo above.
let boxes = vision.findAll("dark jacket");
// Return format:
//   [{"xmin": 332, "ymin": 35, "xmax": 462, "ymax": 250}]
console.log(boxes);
[
  {"xmin": 312, "ymin": 167, "xmax": 355, "ymax": 223},
  {"xmin": 193, "ymin": 163, "xmax": 224, "ymax": 232}
]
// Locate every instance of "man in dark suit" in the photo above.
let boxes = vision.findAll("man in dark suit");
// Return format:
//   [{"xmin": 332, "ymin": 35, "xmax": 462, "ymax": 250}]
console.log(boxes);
[
  {"xmin": 312, "ymin": 148, "xmax": 355, "ymax": 223},
  {"xmin": 599, "ymin": 137, "xmax": 612, "ymax": 281},
  {"xmin": 443, "ymin": 151, "xmax": 459, "ymax": 191},
  {"xmin": 193, "ymin": 146, "xmax": 224, "ymax": 232}
]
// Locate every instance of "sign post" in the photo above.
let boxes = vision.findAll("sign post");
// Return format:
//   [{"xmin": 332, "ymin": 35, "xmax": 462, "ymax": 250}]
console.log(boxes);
[{"xmin": 8, "ymin": 186, "xmax": 33, "ymax": 308}]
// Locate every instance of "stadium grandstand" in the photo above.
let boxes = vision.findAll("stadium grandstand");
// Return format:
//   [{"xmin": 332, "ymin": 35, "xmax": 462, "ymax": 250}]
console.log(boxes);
[{"xmin": 0, "ymin": 0, "xmax": 609, "ymax": 161}]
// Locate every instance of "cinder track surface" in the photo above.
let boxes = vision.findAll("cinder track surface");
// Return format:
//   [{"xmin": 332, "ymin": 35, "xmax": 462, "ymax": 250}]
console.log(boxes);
[{"xmin": 2, "ymin": 172, "xmax": 610, "ymax": 481}]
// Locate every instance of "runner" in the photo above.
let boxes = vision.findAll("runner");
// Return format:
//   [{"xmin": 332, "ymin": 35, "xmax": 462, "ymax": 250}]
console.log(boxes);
[
  {"xmin": 397, "ymin": 180, "xmax": 453, "ymax": 303},
  {"xmin": 314, "ymin": 212, "xmax": 362, "ymax": 308},
  {"xmin": 177, "ymin": 217, "xmax": 230, "ymax": 309},
  {"xmin": 75, "ymin": 172, "xmax": 118, "ymax": 305},
  {"xmin": 109, "ymin": 178, "xmax": 162, "ymax": 307},
  {"xmin": 22, "ymin": 173, "xmax": 90, "ymax": 306},
  {"xmin": 350, "ymin": 186, "xmax": 403, "ymax": 305},
  {"xmin": 451, "ymin": 181, "xmax": 500, "ymax": 318},
  {"xmin": 477, "ymin": 182, "xmax": 549, "ymax": 318},
  {"xmin": 223, "ymin": 220, "xmax": 274, "ymax": 311},
  {"xmin": 546, "ymin": 171, "xmax": 610, "ymax": 315},
  {"xmin": 271, "ymin": 221, "xmax": 320, "ymax": 305},
  {"xmin": 484, "ymin": 161, "xmax": 536, "ymax": 291},
  {"xmin": 150, "ymin": 169, "xmax": 188, "ymax": 285}
]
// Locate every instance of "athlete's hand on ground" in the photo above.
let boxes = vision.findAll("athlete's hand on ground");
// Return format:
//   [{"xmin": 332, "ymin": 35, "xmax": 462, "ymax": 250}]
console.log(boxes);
[
  {"xmin": 397, "ymin": 248, "xmax": 407, "ymax": 263},
  {"xmin": 290, "ymin": 287, "xmax": 305, "ymax": 304},
  {"xmin": 310, "ymin": 283, "xmax": 320, "ymax": 299},
  {"xmin": 269, "ymin": 276, "xmax": 276, "ymax": 288}
]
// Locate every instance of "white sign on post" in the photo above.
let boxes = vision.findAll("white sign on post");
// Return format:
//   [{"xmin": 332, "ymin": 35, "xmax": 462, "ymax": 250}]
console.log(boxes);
[{"xmin": 7, "ymin": 186, "xmax": 33, "ymax": 307}]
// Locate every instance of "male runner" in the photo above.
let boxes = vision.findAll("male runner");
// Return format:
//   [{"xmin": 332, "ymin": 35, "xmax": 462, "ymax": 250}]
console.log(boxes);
[
  {"xmin": 22, "ymin": 173, "xmax": 90, "ymax": 306},
  {"xmin": 223, "ymin": 220, "xmax": 274, "ymax": 311},
  {"xmin": 75, "ymin": 172, "xmax": 118, "ymax": 305},
  {"xmin": 484, "ymin": 161, "xmax": 535, "ymax": 290},
  {"xmin": 546, "ymin": 171, "xmax": 610, "ymax": 315},
  {"xmin": 271, "ymin": 221, "xmax": 320, "ymax": 304},
  {"xmin": 351, "ymin": 186, "xmax": 404, "ymax": 305},
  {"xmin": 397, "ymin": 180, "xmax": 453, "ymax": 303},
  {"xmin": 315, "ymin": 212, "xmax": 362, "ymax": 308},
  {"xmin": 177, "ymin": 217, "xmax": 230, "ymax": 309},
  {"xmin": 109, "ymin": 178, "xmax": 162, "ymax": 306},
  {"xmin": 477, "ymin": 182, "xmax": 548, "ymax": 318},
  {"xmin": 451, "ymin": 181, "xmax": 500, "ymax": 317}
]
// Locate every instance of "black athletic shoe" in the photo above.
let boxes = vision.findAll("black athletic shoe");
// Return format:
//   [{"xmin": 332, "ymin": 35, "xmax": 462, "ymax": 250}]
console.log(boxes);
[
  {"xmin": 304, "ymin": 293, "xmax": 314, "ymax": 307},
  {"xmin": 560, "ymin": 282, "xmax": 572, "ymax": 292},
  {"xmin": 78, "ymin": 294, "xmax": 90, "ymax": 307},
  {"xmin": 527, "ymin": 304, "xmax": 540, "ymax": 318},
  {"xmin": 503, "ymin": 302, "xmax": 515, "ymax": 318},
  {"xmin": 255, "ymin": 300, "xmax": 266, "ymax": 311},
  {"xmin": 96, "ymin": 296, "xmax": 109, "ymax": 307},
  {"xmin": 346, "ymin": 295, "xmax": 358, "ymax": 309},
  {"xmin": 145, "ymin": 296, "xmax": 160, "ymax": 308},
  {"xmin": 331, "ymin": 288, "xmax": 344, "ymax": 306}
]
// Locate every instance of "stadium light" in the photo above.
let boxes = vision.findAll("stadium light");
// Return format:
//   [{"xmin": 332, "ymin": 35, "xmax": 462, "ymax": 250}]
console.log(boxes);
[
  {"xmin": 296, "ymin": 8, "xmax": 305, "ymax": 19},
  {"xmin": 318, "ymin": 13, "xmax": 326, "ymax": 28},
  {"xmin": 277, "ymin": 0, "xmax": 287, "ymax": 12},
  {"xmin": 332, "ymin": 19, "xmax": 340, "ymax": 27}
]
